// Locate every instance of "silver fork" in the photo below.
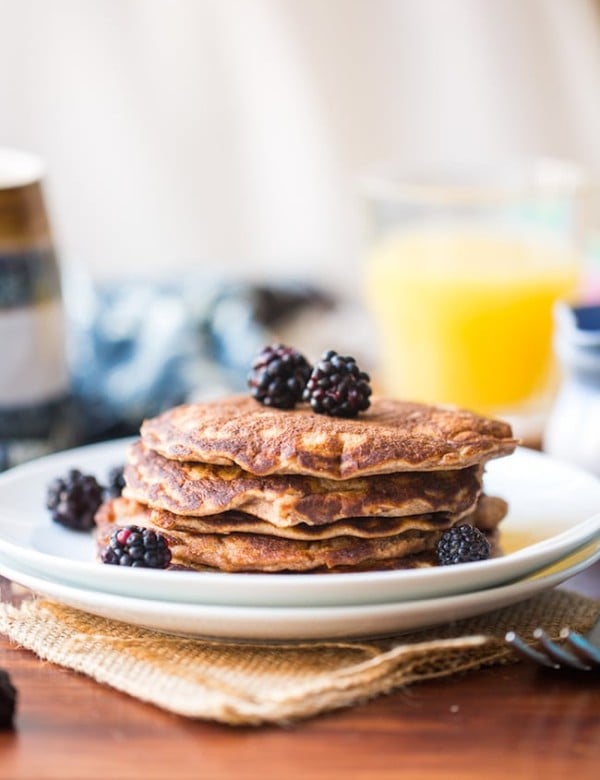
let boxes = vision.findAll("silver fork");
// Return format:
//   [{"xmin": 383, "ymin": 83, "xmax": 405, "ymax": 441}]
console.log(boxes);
[{"xmin": 505, "ymin": 615, "xmax": 600, "ymax": 671}]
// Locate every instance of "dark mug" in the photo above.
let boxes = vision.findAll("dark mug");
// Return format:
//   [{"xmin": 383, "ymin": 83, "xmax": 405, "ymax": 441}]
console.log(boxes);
[{"xmin": 0, "ymin": 148, "xmax": 70, "ymax": 465}]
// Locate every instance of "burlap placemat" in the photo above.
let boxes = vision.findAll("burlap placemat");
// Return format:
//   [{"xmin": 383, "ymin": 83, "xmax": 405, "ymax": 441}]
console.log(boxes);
[{"xmin": 0, "ymin": 590, "xmax": 598, "ymax": 726}]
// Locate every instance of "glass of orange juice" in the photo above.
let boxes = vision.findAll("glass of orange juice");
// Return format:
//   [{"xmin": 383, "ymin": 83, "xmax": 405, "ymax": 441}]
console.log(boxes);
[{"xmin": 362, "ymin": 160, "xmax": 593, "ymax": 442}]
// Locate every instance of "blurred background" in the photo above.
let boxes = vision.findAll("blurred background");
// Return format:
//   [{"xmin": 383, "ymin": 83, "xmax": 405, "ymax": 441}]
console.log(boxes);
[
  {"xmin": 3, "ymin": 0, "xmax": 600, "ymax": 287},
  {"xmin": 2, "ymin": 0, "xmax": 600, "ymax": 468}
]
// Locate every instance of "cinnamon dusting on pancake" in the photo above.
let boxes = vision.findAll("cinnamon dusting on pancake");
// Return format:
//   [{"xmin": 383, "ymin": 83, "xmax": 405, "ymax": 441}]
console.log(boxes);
[{"xmin": 141, "ymin": 396, "xmax": 516, "ymax": 479}]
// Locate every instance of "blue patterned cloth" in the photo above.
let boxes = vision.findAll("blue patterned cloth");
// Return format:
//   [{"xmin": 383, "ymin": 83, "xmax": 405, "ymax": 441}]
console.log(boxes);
[{"xmin": 64, "ymin": 276, "xmax": 331, "ymax": 444}]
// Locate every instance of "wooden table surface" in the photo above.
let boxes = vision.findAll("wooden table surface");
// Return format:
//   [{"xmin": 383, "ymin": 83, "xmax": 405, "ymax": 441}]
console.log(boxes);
[{"xmin": 1, "ymin": 563, "xmax": 599, "ymax": 780}]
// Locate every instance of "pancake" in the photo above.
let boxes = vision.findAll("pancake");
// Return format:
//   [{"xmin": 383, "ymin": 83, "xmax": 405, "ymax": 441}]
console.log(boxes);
[
  {"xmin": 95, "ymin": 496, "xmax": 506, "ymax": 573},
  {"xmin": 140, "ymin": 395, "xmax": 517, "ymax": 480},
  {"xmin": 95, "ymin": 498, "xmax": 452, "ymax": 572},
  {"xmin": 162, "ymin": 528, "xmax": 444, "ymax": 572},
  {"xmin": 149, "ymin": 507, "xmax": 461, "ymax": 539},
  {"xmin": 124, "ymin": 440, "xmax": 484, "ymax": 526},
  {"xmin": 146, "ymin": 495, "xmax": 506, "ymax": 540},
  {"xmin": 468, "ymin": 493, "xmax": 508, "ymax": 532},
  {"xmin": 99, "ymin": 494, "xmax": 506, "ymax": 540}
]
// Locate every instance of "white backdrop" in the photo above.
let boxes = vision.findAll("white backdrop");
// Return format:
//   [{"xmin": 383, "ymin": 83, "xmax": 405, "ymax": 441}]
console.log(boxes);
[{"xmin": 1, "ymin": 0, "xmax": 600, "ymax": 293}]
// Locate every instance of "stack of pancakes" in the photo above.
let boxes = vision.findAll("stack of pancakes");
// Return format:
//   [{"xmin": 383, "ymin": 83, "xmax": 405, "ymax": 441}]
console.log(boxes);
[{"xmin": 95, "ymin": 396, "xmax": 517, "ymax": 572}]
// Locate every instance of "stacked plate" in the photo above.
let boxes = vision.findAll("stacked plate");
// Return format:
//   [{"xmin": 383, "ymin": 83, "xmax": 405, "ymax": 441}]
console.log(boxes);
[{"xmin": 0, "ymin": 440, "xmax": 598, "ymax": 640}]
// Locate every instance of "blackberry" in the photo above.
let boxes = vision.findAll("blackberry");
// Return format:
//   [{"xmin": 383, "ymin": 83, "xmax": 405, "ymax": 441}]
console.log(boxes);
[
  {"xmin": 101, "ymin": 525, "xmax": 172, "ymax": 569},
  {"xmin": 248, "ymin": 344, "xmax": 311, "ymax": 409},
  {"xmin": 0, "ymin": 668, "xmax": 16, "ymax": 730},
  {"xmin": 302, "ymin": 350, "xmax": 372, "ymax": 417},
  {"xmin": 105, "ymin": 464, "xmax": 126, "ymax": 498},
  {"xmin": 46, "ymin": 469, "xmax": 104, "ymax": 531},
  {"xmin": 436, "ymin": 524, "xmax": 490, "ymax": 566}
]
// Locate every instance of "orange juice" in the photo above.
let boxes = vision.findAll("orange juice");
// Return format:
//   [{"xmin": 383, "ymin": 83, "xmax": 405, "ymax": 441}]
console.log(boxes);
[{"xmin": 365, "ymin": 231, "xmax": 579, "ymax": 416}]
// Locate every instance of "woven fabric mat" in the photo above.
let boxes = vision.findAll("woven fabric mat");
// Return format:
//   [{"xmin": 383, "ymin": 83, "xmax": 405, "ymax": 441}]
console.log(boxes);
[{"xmin": 1, "ymin": 590, "xmax": 598, "ymax": 726}]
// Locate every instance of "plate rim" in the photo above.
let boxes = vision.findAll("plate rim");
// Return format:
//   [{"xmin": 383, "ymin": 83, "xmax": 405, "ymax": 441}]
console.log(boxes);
[{"xmin": 0, "ymin": 540, "xmax": 597, "ymax": 640}]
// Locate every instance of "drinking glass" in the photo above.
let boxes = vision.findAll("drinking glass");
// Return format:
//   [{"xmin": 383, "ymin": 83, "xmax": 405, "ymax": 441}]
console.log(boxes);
[{"xmin": 362, "ymin": 159, "xmax": 593, "ymax": 441}]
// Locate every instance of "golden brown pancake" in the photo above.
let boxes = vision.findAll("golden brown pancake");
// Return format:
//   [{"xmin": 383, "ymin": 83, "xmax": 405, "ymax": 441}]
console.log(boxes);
[
  {"xmin": 468, "ymin": 494, "xmax": 508, "ymax": 532},
  {"xmin": 124, "ymin": 440, "xmax": 484, "ymax": 526},
  {"xmin": 148, "ymin": 507, "xmax": 465, "ymax": 539},
  {"xmin": 95, "ymin": 496, "xmax": 506, "ymax": 573},
  {"xmin": 140, "ymin": 395, "xmax": 517, "ymax": 479},
  {"xmin": 95, "ymin": 498, "xmax": 450, "ymax": 572},
  {"xmin": 99, "ymin": 494, "xmax": 506, "ymax": 541},
  {"xmin": 102, "ymin": 394, "xmax": 514, "ymax": 574},
  {"xmin": 163, "ymin": 528, "xmax": 442, "ymax": 572}
]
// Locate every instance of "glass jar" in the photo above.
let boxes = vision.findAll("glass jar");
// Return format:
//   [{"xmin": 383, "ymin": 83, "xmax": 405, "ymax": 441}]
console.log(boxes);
[{"xmin": 543, "ymin": 302, "xmax": 600, "ymax": 475}]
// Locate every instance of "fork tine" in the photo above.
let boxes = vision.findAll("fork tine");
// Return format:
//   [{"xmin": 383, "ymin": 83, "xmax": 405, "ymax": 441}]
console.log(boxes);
[
  {"xmin": 561, "ymin": 628, "xmax": 600, "ymax": 668},
  {"xmin": 505, "ymin": 630, "xmax": 560, "ymax": 669},
  {"xmin": 533, "ymin": 629, "xmax": 591, "ymax": 671}
]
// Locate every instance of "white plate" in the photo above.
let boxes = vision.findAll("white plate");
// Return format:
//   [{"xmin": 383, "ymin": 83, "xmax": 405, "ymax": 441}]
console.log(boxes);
[
  {"xmin": 0, "ymin": 441, "xmax": 599, "ymax": 607},
  {"xmin": 0, "ymin": 541, "xmax": 597, "ymax": 640}
]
